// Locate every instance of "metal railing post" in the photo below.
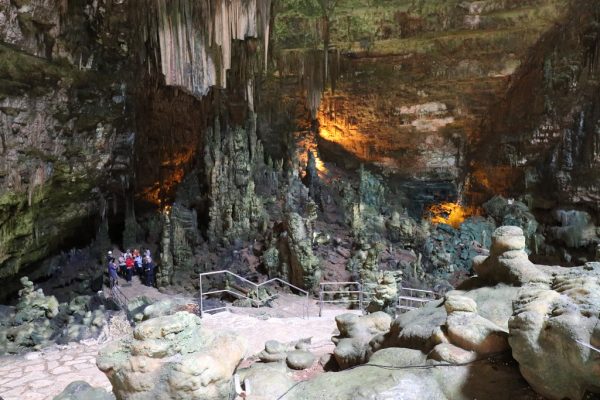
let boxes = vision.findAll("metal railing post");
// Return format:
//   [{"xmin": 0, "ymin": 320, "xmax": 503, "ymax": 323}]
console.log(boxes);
[
  {"xmin": 199, "ymin": 274, "xmax": 203, "ymax": 318},
  {"xmin": 358, "ymin": 283, "xmax": 364, "ymax": 314},
  {"xmin": 305, "ymin": 292, "xmax": 309, "ymax": 319},
  {"xmin": 318, "ymin": 290, "xmax": 323, "ymax": 317}
]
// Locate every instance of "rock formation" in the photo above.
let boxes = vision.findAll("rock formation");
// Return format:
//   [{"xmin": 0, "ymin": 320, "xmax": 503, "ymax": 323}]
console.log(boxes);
[
  {"xmin": 472, "ymin": 226, "xmax": 548, "ymax": 286},
  {"xmin": 97, "ymin": 311, "xmax": 246, "ymax": 400},
  {"xmin": 53, "ymin": 381, "xmax": 114, "ymax": 400},
  {"xmin": 0, "ymin": 277, "xmax": 107, "ymax": 355},
  {"xmin": 509, "ymin": 262, "xmax": 600, "ymax": 399},
  {"xmin": 332, "ymin": 312, "xmax": 391, "ymax": 369}
]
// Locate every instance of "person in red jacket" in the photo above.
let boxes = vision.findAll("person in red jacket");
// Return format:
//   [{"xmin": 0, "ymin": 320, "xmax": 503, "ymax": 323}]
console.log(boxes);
[{"xmin": 125, "ymin": 254, "xmax": 134, "ymax": 283}]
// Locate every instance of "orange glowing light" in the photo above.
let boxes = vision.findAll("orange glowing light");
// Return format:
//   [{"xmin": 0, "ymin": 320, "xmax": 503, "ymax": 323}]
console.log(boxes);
[
  {"xmin": 297, "ymin": 135, "xmax": 328, "ymax": 176},
  {"xmin": 427, "ymin": 202, "xmax": 478, "ymax": 229},
  {"xmin": 139, "ymin": 149, "xmax": 194, "ymax": 207}
]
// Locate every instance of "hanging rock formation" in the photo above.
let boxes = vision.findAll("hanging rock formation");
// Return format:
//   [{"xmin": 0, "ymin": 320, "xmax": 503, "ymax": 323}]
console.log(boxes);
[{"xmin": 143, "ymin": 0, "xmax": 271, "ymax": 98}]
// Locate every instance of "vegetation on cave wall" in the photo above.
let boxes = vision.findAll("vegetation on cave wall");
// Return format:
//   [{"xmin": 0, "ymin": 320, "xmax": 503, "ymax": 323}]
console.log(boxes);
[{"xmin": 273, "ymin": 0, "xmax": 568, "ymax": 51}]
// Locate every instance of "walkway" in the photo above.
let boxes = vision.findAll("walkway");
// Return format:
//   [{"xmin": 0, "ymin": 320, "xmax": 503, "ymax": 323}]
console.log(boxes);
[
  {"xmin": 0, "ymin": 341, "xmax": 112, "ymax": 400},
  {"xmin": 0, "ymin": 292, "xmax": 357, "ymax": 400}
]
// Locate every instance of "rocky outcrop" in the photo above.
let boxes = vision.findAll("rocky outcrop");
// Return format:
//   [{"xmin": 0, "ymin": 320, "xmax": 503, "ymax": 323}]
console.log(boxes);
[
  {"xmin": 257, "ymin": 338, "xmax": 314, "ymax": 368},
  {"xmin": 287, "ymin": 346, "xmax": 537, "ymax": 400},
  {"xmin": 508, "ymin": 262, "xmax": 600, "ymax": 400},
  {"xmin": 97, "ymin": 311, "xmax": 246, "ymax": 400},
  {"xmin": 205, "ymin": 115, "xmax": 268, "ymax": 246},
  {"xmin": 283, "ymin": 211, "xmax": 321, "ymax": 290},
  {"xmin": 0, "ymin": 277, "xmax": 107, "ymax": 354},
  {"xmin": 470, "ymin": 0, "xmax": 600, "ymax": 214},
  {"xmin": 332, "ymin": 312, "xmax": 391, "ymax": 369}
]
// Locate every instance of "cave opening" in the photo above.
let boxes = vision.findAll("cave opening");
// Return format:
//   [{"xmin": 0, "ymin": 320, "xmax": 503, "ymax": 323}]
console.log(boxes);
[{"xmin": 107, "ymin": 211, "xmax": 125, "ymax": 249}]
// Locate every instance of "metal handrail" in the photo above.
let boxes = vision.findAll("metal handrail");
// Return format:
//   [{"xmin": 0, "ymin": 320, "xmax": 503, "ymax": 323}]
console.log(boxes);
[
  {"xmin": 199, "ymin": 270, "xmax": 310, "ymax": 319},
  {"xmin": 318, "ymin": 282, "xmax": 363, "ymax": 317},
  {"xmin": 110, "ymin": 285, "xmax": 134, "ymax": 322},
  {"xmin": 397, "ymin": 287, "xmax": 439, "ymax": 313},
  {"xmin": 257, "ymin": 278, "xmax": 310, "ymax": 319}
]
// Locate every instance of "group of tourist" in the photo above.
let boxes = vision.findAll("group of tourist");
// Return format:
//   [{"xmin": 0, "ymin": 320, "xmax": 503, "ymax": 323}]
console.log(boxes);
[{"xmin": 107, "ymin": 249, "xmax": 155, "ymax": 288}]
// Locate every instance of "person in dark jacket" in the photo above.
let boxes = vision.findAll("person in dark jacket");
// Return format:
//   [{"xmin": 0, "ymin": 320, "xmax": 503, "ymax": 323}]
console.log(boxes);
[
  {"xmin": 108, "ymin": 258, "xmax": 118, "ymax": 288},
  {"xmin": 144, "ymin": 256, "xmax": 155, "ymax": 287}
]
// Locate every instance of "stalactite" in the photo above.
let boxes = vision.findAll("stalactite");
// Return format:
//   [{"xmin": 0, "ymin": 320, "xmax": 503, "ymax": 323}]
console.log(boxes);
[{"xmin": 146, "ymin": 0, "xmax": 271, "ymax": 98}]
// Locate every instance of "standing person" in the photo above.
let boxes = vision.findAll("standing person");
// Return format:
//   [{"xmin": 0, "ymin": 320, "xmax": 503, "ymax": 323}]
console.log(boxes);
[
  {"xmin": 125, "ymin": 254, "xmax": 134, "ymax": 283},
  {"xmin": 134, "ymin": 249, "xmax": 142, "ymax": 276},
  {"xmin": 144, "ymin": 256, "xmax": 155, "ymax": 287},
  {"xmin": 108, "ymin": 257, "xmax": 118, "ymax": 288},
  {"xmin": 118, "ymin": 254, "xmax": 126, "ymax": 277}
]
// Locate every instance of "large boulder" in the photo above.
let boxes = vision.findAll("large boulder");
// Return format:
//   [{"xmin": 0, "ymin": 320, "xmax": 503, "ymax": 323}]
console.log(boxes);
[
  {"xmin": 238, "ymin": 363, "xmax": 295, "ymax": 400},
  {"xmin": 508, "ymin": 262, "xmax": 600, "ymax": 400},
  {"xmin": 97, "ymin": 311, "xmax": 247, "ymax": 400},
  {"xmin": 483, "ymin": 196, "xmax": 538, "ymax": 245},
  {"xmin": 53, "ymin": 381, "xmax": 114, "ymax": 400},
  {"xmin": 332, "ymin": 312, "xmax": 391, "ymax": 369},
  {"xmin": 370, "ymin": 291, "xmax": 513, "ymax": 364}
]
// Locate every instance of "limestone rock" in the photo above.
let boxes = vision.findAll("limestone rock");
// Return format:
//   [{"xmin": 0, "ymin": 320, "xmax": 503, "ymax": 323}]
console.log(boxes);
[
  {"xmin": 258, "ymin": 339, "xmax": 289, "ymax": 362},
  {"xmin": 142, "ymin": 298, "xmax": 191, "ymax": 320},
  {"xmin": 444, "ymin": 294, "xmax": 477, "ymax": 313},
  {"xmin": 332, "ymin": 312, "xmax": 391, "ymax": 369},
  {"xmin": 428, "ymin": 343, "xmax": 478, "ymax": 364},
  {"xmin": 53, "ymin": 381, "xmax": 115, "ymax": 400},
  {"xmin": 370, "ymin": 300, "xmax": 447, "ymax": 354},
  {"xmin": 371, "ymin": 289, "xmax": 514, "ymax": 358},
  {"xmin": 97, "ymin": 311, "xmax": 247, "ymax": 400},
  {"xmin": 283, "ymin": 211, "xmax": 321, "ymax": 290},
  {"xmin": 446, "ymin": 311, "xmax": 508, "ymax": 354},
  {"xmin": 508, "ymin": 263, "xmax": 600, "ymax": 400},
  {"xmin": 286, "ymin": 350, "xmax": 316, "ymax": 370},
  {"xmin": 15, "ymin": 277, "xmax": 59, "ymax": 323},
  {"xmin": 473, "ymin": 226, "xmax": 549, "ymax": 285},
  {"xmin": 483, "ymin": 196, "xmax": 539, "ymax": 246},
  {"xmin": 550, "ymin": 209, "xmax": 598, "ymax": 248},
  {"xmin": 287, "ymin": 347, "xmax": 536, "ymax": 400},
  {"xmin": 238, "ymin": 363, "xmax": 295, "ymax": 400}
]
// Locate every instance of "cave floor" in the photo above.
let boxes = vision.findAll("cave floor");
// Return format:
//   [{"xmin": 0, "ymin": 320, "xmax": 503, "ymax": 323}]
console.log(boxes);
[
  {"xmin": 0, "ymin": 292, "xmax": 357, "ymax": 399},
  {"xmin": 0, "ymin": 341, "xmax": 111, "ymax": 400}
]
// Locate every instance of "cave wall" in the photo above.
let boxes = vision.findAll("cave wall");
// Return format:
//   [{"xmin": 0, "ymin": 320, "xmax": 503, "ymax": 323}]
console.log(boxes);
[
  {"xmin": 0, "ymin": 0, "xmax": 132, "ymax": 286},
  {"xmin": 0, "ymin": 0, "xmax": 275, "ymax": 289},
  {"xmin": 1, "ymin": 0, "xmax": 599, "ymax": 294},
  {"xmin": 470, "ymin": 0, "xmax": 600, "ymax": 215},
  {"xmin": 265, "ymin": 0, "xmax": 574, "ymax": 207}
]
